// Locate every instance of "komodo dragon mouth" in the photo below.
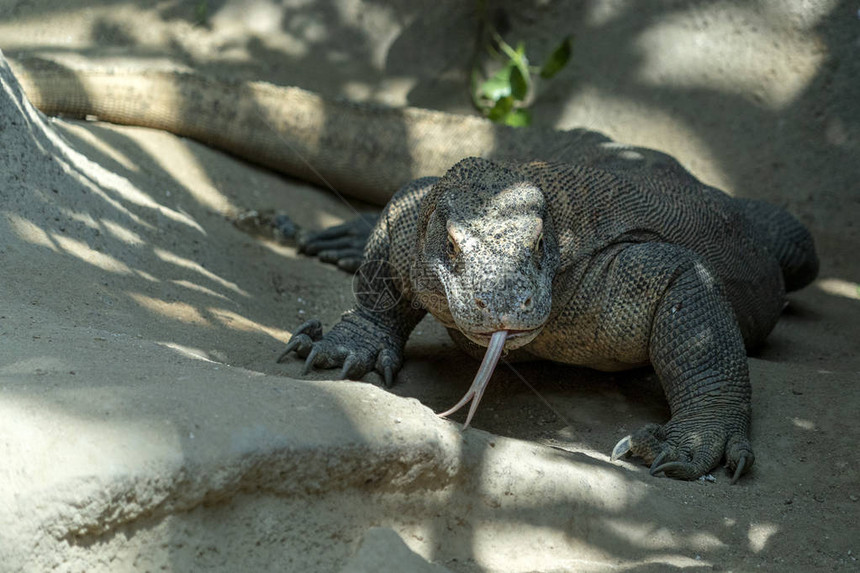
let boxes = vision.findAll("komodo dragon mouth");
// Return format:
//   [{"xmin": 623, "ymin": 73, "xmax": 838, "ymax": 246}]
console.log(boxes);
[{"xmin": 464, "ymin": 327, "xmax": 540, "ymax": 346}]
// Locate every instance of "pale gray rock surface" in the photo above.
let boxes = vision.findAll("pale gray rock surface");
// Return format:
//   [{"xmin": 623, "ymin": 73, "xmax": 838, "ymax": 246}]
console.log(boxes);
[{"xmin": 340, "ymin": 528, "xmax": 454, "ymax": 573}]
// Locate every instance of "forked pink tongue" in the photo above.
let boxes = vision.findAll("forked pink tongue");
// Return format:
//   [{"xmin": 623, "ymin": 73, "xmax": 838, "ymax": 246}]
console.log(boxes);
[{"xmin": 437, "ymin": 330, "xmax": 507, "ymax": 429}]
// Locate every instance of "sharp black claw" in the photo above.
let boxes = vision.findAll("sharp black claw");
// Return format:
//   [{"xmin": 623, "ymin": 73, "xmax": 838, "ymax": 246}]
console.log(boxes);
[
  {"xmin": 295, "ymin": 319, "xmax": 323, "ymax": 340},
  {"xmin": 383, "ymin": 364, "xmax": 394, "ymax": 388},
  {"xmin": 649, "ymin": 451, "xmax": 670, "ymax": 476},
  {"xmin": 731, "ymin": 455, "xmax": 748, "ymax": 485},
  {"xmin": 302, "ymin": 346, "xmax": 320, "ymax": 375},
  {"xmin": 651, "ymin": 461, "xmax": 692, "ymax": 478},
  {"xmin": 279, "ymin": 333, "xmax": 315, "ymax": 362},
  {"xmin": 277, "ymin": 338, "xmax": 300, "ymax": 362},
  {"xmin": 339, "ymin": 354, "xmax": 359, "ymax": 380},
  {"xmin": 376, "ymin": 350, "xmax": 399, "ymax": 388},
  {"xmin": 278, "ymin": 337, "xmax": 299, "ymax": 362},
  {"xmin": 610, "ymin": 435, "xmax": 633, "ymax": 461}
]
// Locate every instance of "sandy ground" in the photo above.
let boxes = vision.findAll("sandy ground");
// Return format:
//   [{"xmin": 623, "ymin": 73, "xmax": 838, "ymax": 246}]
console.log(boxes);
[{"xmin": 0, "ymin": 1, "xmax": 858, "ymax": 571}]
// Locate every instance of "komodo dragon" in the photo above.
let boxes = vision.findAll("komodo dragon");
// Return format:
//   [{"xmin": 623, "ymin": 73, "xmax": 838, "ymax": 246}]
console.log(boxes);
[
  {"xmin": 7, "ymin": 53, "xmax": 819, "ymax": 482},
  {"xmin": 283, "ymin": 156, "xmax": 818, "ymax": 484}
]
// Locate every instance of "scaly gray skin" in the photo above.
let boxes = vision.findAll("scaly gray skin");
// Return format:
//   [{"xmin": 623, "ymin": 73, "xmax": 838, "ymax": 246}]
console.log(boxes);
[{"xmin": 283, "ymin": 152, "xmax": 819, "ymax": 483}]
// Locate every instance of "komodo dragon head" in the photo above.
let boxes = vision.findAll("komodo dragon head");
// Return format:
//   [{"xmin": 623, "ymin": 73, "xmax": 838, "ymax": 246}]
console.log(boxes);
[{"xmin": 412, "ymin": 157, "xmax": 561, "ymax": 426}]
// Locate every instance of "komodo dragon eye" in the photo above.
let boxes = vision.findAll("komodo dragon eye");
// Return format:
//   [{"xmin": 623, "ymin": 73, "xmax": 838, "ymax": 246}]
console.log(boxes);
[
  {"xmin": 446, "ymin": 234, "xmax": 460, "ymax": 259},
  {"xmin": 534, "ymin": 233, "xmax": 545, "ymax": 269}
]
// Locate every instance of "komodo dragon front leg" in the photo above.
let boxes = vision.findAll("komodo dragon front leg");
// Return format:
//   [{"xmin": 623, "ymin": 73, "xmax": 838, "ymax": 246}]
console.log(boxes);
[
  {"xmin": 278, "ymin": 178, "xmax": 433, "ymax": 386},
  {"xmin": 578, "ymin": 243, "xmax": 755, "ymax": 483}
]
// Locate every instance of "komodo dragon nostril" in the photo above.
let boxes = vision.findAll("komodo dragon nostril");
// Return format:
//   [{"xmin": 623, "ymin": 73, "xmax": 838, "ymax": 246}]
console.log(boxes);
[{"xmin": 474, "ymin": 296, "xmax": 488, "ymax": 309}]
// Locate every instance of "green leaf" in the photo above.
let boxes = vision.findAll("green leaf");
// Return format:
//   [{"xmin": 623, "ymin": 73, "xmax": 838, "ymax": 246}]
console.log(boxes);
[
  {"xmin": 510, "ymin": 41, "xmax": 531, "ymax": 93},
  {"xmin": 486, "ymin": 96, "xmax": 514, "ymax": 122},
  {"xmin": 509, "ymin": 65, "xmax": 528, "ymax": 101},
  {"xmin": 480, "ymin": 65, "xmax": 514, "ymax": 101},
  {"xmin": 503, "ymin": 108, "xmax": 531, "ymax": 127},
  {"xmin": 514, "ymin": 41, "xmax": 528, "ymax": 62},
  {"xmin": 540, "ymin": 36, "xmax": 572, "ymax": 79}
]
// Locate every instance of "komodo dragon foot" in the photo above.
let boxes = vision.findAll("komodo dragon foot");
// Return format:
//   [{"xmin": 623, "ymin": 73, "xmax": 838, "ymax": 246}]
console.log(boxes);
[
  {"xmin": 278, "ymin": 316, "xmax": 405, "ymax": 388},
  {"xmin": 232, "ymin": 210, "xmax": 375, "ymax": 273},
  {"xmin": 297, "ymin": 214, "xmax": 378, "ymax": 273},
  {"xmin": 611, "ymin": 415, "xmax": 755, "ymax": 484}
]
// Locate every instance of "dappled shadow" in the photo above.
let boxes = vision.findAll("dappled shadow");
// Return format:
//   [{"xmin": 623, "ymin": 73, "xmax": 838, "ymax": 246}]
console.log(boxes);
[
  {"xmin": 1, "ymin": 0, "xmax": 858, "ymax": 571},
  {"xmin": 534, "ymin": 1, "xmax": 859, "ymax": 286}
]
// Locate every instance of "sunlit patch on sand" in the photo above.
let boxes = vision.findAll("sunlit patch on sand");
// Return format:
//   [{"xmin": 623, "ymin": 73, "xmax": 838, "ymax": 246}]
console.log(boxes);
[
  {"xmin": 209, "ymin": 308, "xmax": 292, "ymax": 342},
  {"xmin": 153, "ymin": 247, "xmax": 249, "ymax": 296},
  {"xmin": 127, "ymin": 292, "xmax": 211, "ymax": 326},
  {"xmin": 748, "ymin": 522, "xmax": 779, "ymax": 553},
  {"xmin": 817, "ymin": 277, "xmax": 860, "ymax": 300},
  {"xmin": 102, "ymin": 219, "xmax": 144, "ymax": 246},
  {"xmin": 155, "ymin": 341, "xmax": 219, "ymax": 363},
  {"xmin": 171, "ymin": 279, "xmax": 234, "ymax": 302},
  {"xmin": 791, "ymin": 417, "xmax": 816, "ymax": 431},
  {"xmin": 53, "ymin": 233, "xmax": 133, "ymax": 274},
  {"xmin": 4, "ymin": 212, "xmax": 57, "ymax": 251}
]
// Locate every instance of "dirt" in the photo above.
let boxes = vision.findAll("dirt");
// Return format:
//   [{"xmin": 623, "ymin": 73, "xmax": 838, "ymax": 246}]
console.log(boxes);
[{"xmin": 0, "ymin": 1, "xmax": 857, "ymax": 571}]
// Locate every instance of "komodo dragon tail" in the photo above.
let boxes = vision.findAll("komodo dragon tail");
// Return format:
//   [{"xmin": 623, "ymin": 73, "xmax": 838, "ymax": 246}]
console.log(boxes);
[{"xmin": 8, "ymin": 54, "xmax": 606, "ymax": 206}]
